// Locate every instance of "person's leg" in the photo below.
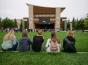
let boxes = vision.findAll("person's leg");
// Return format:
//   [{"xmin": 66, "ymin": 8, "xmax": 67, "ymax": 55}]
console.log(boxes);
[
  {"xmin": 46, "ymin": 47, "xmax": 51, "ymax": 52},
  {"xmin": 1, "ymin": 48, "xmax": 7, "ymax": 51},
  {"xmin": 57, "ymin": 44, "xmax": 61, "ymax": 52}
]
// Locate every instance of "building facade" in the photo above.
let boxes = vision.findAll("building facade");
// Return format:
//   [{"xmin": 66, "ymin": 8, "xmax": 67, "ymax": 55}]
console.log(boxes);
[{"xmin": 27, "ymin": 4, "xmax": 66, "ymax": 31}]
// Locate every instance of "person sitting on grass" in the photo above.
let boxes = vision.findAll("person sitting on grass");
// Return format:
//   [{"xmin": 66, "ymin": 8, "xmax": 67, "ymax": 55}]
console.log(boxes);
[
  {"xmin": 32, "ymin": 29, "xmax": 44, "ymax": 52},
  {"xmin": 45, "ymin": 32, "xmax": 61, "ymax": 53},
  {"xmin": 18, "ymin": 30, "xmax": 32, "ymax": 52},
  {"xmin": 1, "ymin": 30, "xmax": 18, "ymax": 51},
  {"xmin": 63, "ymin": 30, "xmax": 76, "ymax": 53}
]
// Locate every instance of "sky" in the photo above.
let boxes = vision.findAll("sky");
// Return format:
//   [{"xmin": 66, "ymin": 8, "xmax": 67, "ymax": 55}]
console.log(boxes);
[{"xmin": 0, "ymin": 0, "xmax": 88, "ymax": 20}]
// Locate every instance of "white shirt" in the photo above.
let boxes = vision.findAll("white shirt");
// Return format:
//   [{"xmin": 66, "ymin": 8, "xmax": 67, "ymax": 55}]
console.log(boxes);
[
  {"xmin": 45, "ymin": 38, "xmax": 61, "ymax": 52},
  {"xmin": 1, "ymin": 40, "xmax": 13, "ymax": 50},
  {"xmin": 1, "ymin": 38, "xmax": 17, "ymax": 50}
]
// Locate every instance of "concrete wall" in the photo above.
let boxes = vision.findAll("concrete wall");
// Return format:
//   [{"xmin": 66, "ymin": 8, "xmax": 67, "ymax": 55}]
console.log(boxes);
[
  {"xmin": 28, "ymin": 5, "xmax": 34, "ymax": 30},
  {"xmin": 55, "ymin": 8, "xmax": 61, "ymax": 31}
]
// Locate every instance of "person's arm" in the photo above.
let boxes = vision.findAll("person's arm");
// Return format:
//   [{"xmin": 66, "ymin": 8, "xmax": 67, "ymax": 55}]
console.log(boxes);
[
  {"xmin": 45, "ymin": 39, "xmax": 50, "ymax": 48},
  {"xmin": 33, "ymin": 36, "xmax": 36, "ymax": 43},
  {"xmin": 27, "ymin": 38, "xmax": 32, "ymax": 50},
  {"xmin": 73, "ymin": 38, "xmax": 76, "ymax": 45},
  {"xmin": 12, "ymin": 38, "xmax": 17, "ymax": 45},
  {"xmin": 28, "ymin": 38, "xmax": 32, "ymax": 45},
  {"xmin": 42, "ymin": 36, "xmax": 44, "ymax": 43},
  {"xmin": 63, "ymin": 39, "xmax": 65, "ymax": 48}
]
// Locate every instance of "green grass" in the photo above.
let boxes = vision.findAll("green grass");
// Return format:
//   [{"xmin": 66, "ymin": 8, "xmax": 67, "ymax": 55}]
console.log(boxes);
[
  {"xmin": 0, "ymin": 32, "xmax": 88, "ymax": 65},
  {"xmin": 0, "ymin": 52, "xmax": 88, "ymax": 65}
]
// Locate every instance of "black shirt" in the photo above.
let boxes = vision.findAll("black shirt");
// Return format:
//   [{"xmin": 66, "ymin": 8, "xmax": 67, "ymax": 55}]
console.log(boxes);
[{"xmin": 32, "ymin": 35, "xmax": 44, "ymax": 52}]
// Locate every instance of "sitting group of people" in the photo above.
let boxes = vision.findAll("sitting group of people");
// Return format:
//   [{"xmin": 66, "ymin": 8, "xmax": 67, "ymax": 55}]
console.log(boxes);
[{"xmin": 1, "ymin": 29, "xmax": 77, "ymax": 53}]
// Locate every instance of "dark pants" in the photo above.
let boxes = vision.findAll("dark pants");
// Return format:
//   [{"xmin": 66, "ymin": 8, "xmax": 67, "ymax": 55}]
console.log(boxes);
[
  {"xmin": 63, "ymin": 47, "xmax": 77, "ymax": 53},
  {"xmin": 32, "ymin": 46, "xmax": 41, "ymax": 52}
]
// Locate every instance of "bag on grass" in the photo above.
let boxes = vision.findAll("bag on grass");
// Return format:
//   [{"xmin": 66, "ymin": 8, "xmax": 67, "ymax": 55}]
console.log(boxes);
[{"xmin": 50, "ymin": 40, "xmax": 58, "ymax": 51}]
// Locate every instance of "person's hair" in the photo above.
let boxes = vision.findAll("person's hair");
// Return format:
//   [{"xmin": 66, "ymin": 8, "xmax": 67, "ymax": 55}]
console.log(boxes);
[
  {"xmin": 67, "ymin": 30, "xmax": 73, "ymax": 37},
  {"xmin": 3, "ymin": 30, "xmax": 15, "ymax": 41},
  {"xmin": 51, "ymin": 32, "xmax": 56, "ymax": 38},
  {"xmin": 37, "ymin": 29, "xmax": 43, "ymax": 35},
  {"xmin": 22, "ymin": 30, "xmax": 28, "ymax": 38},
  {"xmin": 51, "ymin": 32, "xmax": 59, "ymax": 43}
]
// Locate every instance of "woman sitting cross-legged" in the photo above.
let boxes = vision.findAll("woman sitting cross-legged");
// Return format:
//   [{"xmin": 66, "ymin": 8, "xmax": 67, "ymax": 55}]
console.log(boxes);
[
  {"xmin": 32, "ymin": 29, "xmax": 44, "ymax": 52},
  {"xmin": 45, "ymin": 32, "xmax": 61, "ymax": 53},
  {"xmin": 63, "ymin": 30, "xmax": 76, "ymax": 53},
  {"xmin": 1, "ymin": 30, "xmax": 18, "ymax": 51},
  {"xmin": 18, "ymin": 30, "xmax": 32, "ymax": 52}
]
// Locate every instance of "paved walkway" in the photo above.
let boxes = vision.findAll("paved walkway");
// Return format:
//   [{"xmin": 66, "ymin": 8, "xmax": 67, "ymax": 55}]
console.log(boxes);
[
  {"xmin": 77, "ymin": 52, "xmax": 88, "ymax": 53},
  {"xmin": 0, "ymin": 51, "xmax": 88, "ymax": 53}
]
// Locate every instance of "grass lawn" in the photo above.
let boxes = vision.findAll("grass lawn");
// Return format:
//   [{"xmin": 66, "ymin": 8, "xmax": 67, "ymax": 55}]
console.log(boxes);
[
  {"xmin": 0, "ymin": 52, "xmax": 88, "ymax": 65},
  {"xmin": 0, "ymin": 31, "xmax": 88, "ymax": 65}
]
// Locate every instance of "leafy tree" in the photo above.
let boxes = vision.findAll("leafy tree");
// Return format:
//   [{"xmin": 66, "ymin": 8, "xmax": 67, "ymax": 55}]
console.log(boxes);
[
  {"xmin": 24, "ymin": 21, "xmax": 29, "ymax": 29},
  {"xmin": 84, "ymin": 16, "xmax": 88, "ymax": 29},
  {"xmin": 72, "ymin": 18, "xmax": 76, "ymax": 30},
  {"xmin": 75, "ymin": 19, "xmax": 84, "ymax": 31},
  {"xmin": 80, "ymin": 19, "xmax": 85, "ymax": 31},
  {"xmin": 14, "ymin": 19, "xmax": 18, "ymax": 28},
  {"xmin": 0, "ymin": 18, "xmax": 2, "ymax": 30},
  {"xmin": 67, "ymin": 20, "xmax": 70, "ymax": 30},
  {"xmin": 75, "ymin": 19, "xmax": 78, "ymax": 30},
  {"xmin": 2, "ymin": 17, "xmax": 15, "ymax": 29},
  {"xmin": 20, "ymin": 20, "xmax": 23, "ymax": 31}
]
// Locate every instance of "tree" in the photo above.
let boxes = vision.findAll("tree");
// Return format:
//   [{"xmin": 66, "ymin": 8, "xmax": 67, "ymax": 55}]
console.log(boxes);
[
  {"xmin": 0, "ymin": 18, "xmax": 2, "ymax": 29},
  {"xmin": 75, "ymin": 19, "xmax": 79, "ymax": 30},
  {"xmin": 0, "ymin": 18, "xmax": 2, "ymax": 31},
  {"xmin": 75, "ymin": 18, "xmax": 84, "ymax": 31},
  {"xmin": 14, "ymin": 19, "xmax": 18, "ymax": 28},
  {"xmin": 67, "ymin": 20, "xmax": 70, "ymax": 30},
  {"xmin": 84, "ymin": 16, "xmax": 88, "ymax": 30},
  {"xmin": 24, "ymin": 21, "xmax": 29, "ymax": 29},
  {"xmin": 79, "ymin": 19, "xmax": 84, "ymax": 32},
  {"xmin": 2, "ymin": 17, "xmax": 15, "ymax": 29},
  {"xmin": 80, "ymin": 19, "xmax": 85, "ymax": 31},
  {"xmin": 72, "ymin": 18, "xmax": 76, "ymax": 30},
  {"xmin": 20, "ymin": 20, "xmax": 23, "ymax": 31}
]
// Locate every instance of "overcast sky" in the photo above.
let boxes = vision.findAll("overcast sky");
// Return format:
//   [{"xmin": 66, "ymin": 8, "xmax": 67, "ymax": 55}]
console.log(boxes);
[{"xmin": 0, "ymin": 0, "xmax": 88, "ymax": 20}]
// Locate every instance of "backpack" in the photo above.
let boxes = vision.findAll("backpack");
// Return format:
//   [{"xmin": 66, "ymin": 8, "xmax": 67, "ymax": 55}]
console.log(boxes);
[
  {"xmin": 19, "ymin": 38, "xmax": 29, "ymax": 51},
  {"xmin": 65, "ymin": 38, "xmax": 76, "ymax": 52},
  {"xmin": 50, "ymin": 40, "xmax": 58, "ymax": 51}
]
